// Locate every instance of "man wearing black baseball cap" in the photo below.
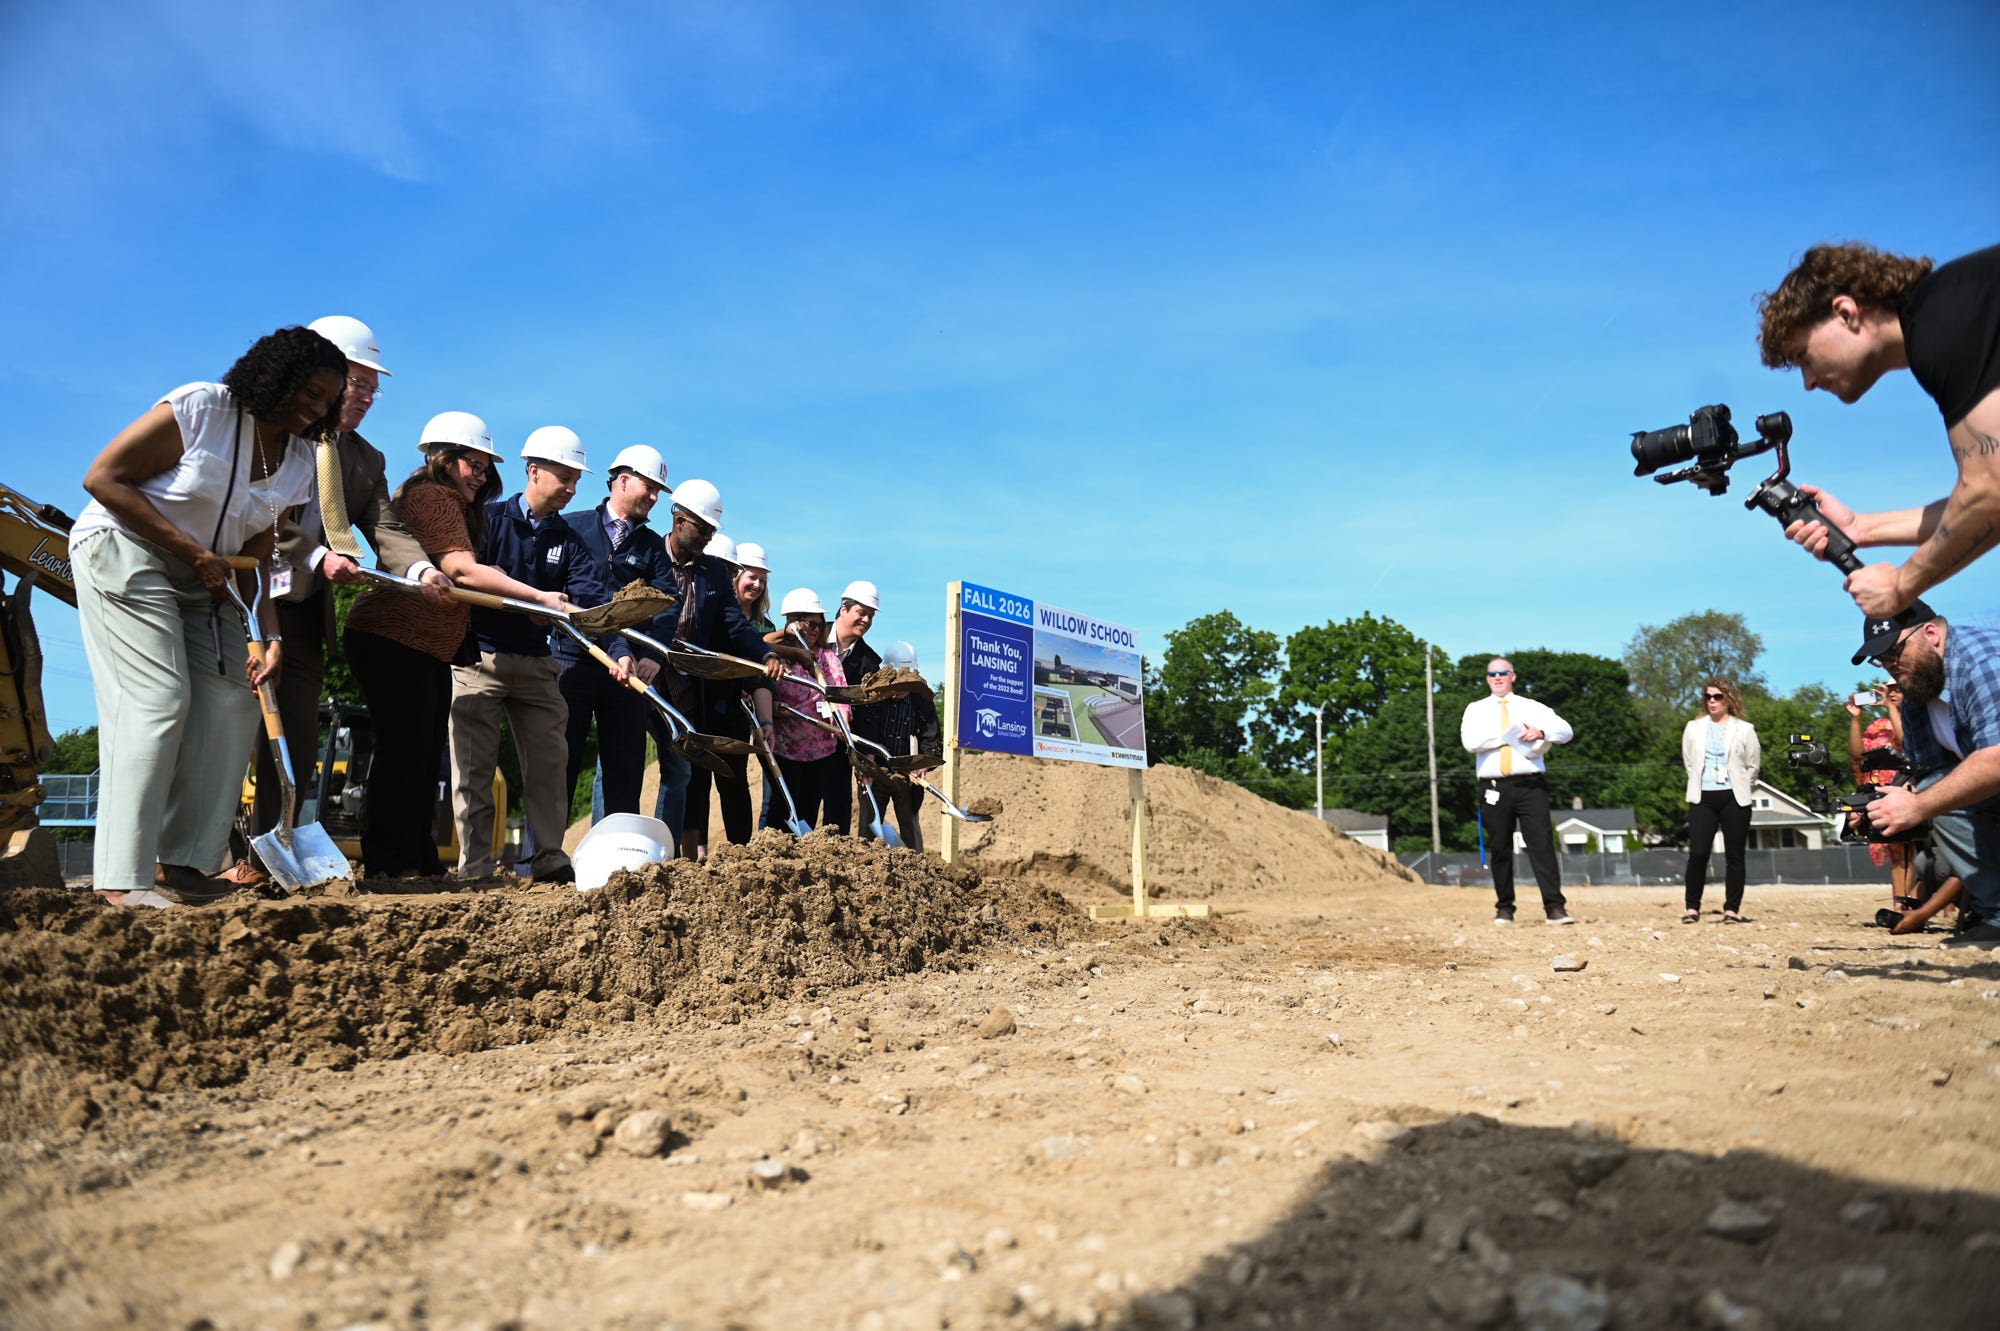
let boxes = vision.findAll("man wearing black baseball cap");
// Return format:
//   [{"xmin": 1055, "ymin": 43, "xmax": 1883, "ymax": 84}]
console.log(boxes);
[{"xmin": 1852, "ymin": 599, "xmax": 2000, "ymax": 948}]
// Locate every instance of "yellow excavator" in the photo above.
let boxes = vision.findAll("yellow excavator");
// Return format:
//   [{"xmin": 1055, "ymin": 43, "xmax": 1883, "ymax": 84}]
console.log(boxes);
[{"xmin": 0, "ymin": 482, "xmax": 74, "ymax": 890}]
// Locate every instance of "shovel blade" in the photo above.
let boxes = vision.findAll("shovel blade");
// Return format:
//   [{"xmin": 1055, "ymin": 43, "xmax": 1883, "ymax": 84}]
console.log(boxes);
[
  {"xmin": 787, "ymin": 818, "xmax": 814, "ymax": 837},
  {"xmin": 251, "ymin": 820, "xmax": 351, "ymax": 891}
]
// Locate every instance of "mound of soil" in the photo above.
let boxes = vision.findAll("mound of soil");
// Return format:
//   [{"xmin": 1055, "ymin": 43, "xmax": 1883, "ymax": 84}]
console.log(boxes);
[
  {"xmin": 931, "ymin": 753, "xmax": 1412, "ymax": 900},
  {"xmin": 0, "ymin": 833, "xmax": 1079, "ymax": 1115}
]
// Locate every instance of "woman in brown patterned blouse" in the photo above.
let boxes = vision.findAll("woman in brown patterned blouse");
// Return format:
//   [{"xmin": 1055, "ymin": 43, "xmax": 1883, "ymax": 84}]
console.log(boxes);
[{"xmin": 342, "ymin": 412, "xmax": 568, "ymax": 878}]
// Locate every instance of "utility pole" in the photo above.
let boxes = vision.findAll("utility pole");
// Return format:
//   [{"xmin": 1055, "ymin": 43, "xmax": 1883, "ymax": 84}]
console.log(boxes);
[
  {"xmin": 1313, "ymin": 703, "xmax": 1327, "ymax": 824},
  {"xmin": 1425, "ymin": 641, "xmax": 1441, "ymax": 853}
]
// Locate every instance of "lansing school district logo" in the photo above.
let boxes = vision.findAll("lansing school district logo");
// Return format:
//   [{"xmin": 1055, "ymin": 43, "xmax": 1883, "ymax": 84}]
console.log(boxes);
[{"xmin": 975, "ymin": 707, "xmax": 1002, "ymax": 738}]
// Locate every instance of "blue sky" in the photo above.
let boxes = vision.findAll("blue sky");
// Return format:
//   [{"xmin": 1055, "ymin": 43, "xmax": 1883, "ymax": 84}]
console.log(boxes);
[{"xmin": 4, "ymin": 1, "xmax": 1997, "ymax": 736}]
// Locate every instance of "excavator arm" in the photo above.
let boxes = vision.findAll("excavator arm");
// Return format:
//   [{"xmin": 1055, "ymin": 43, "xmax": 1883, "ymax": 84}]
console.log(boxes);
[{"xmin": 0, "ymin": 482, "xmax": 75, "ymax": 889}]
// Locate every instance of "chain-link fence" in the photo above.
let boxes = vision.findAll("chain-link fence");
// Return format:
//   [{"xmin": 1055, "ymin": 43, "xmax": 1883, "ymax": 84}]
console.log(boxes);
[{"xmin": 1398, "ymin": 845, "xmax": 1889, "ymax": 887}]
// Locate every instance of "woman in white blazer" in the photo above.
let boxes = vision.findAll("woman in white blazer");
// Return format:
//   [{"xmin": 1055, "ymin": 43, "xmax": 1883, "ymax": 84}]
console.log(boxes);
[{"xmin": 1681, "ymin": 678, "xmax": 1761, "ymax": 922}]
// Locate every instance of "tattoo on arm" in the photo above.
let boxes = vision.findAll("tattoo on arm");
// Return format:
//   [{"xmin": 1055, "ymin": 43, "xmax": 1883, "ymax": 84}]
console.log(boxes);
[{"xmin": 1951, "ymin": 427, "xmax": 2000, "ymax": 463}]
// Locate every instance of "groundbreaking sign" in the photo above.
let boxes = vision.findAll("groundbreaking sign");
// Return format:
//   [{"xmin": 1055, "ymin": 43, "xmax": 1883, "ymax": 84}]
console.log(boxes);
[{"xmin": 955, "ymin": 581, "xmax": 1145, "ymax": 769}]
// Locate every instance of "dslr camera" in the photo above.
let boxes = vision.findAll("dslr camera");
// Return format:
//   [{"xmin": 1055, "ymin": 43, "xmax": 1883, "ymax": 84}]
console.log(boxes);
[
  {"xmin": 1785, "ymin": 732, "xmax": 1926, "ymax": 845},
  {"xmin": 1630, "ymin": 404, "xmax": 1862, "ymax": 574}
]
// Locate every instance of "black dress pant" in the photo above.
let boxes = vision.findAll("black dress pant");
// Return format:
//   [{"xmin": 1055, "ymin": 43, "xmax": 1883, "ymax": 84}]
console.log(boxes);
[
  {"xmin": 769, "ymin": 751, "xmax": 850, "ymax": 833},
  {"xmin": 684, "ymin": 682, "xmax": 755, "ymax": 850},
  {"xmin": 561, "ymin": 660, "xmax": 649, "ymax": 819},
  {"xmin": 1685, "ymin": 788, "xmax": 1752, "ymax": 911},
  {"xmin": 344, "ymin": 628, "xmax": 449, "ymax": 878},
  {"xmin": 252, "ymin": 593, "xmax": 329, "ymax": 835},
  {"xmin": 1484, "ymin": 773, "xmax": 1564, "ymax": 913}
]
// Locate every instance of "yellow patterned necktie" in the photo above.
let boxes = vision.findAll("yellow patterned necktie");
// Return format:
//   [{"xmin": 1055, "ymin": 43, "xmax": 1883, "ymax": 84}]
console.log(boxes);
[
  {"xmin": 316, "ymin": 434, "xmax": 363, "ymax": 558},
  {"xmin": 1498, "ymin": 698, "xmax": 1515, "ymax": 775}
]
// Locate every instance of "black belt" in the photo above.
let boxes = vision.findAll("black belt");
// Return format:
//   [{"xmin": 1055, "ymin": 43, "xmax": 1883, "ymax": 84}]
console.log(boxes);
[{"xmin": 1484, "ymin": 771, "xmax": 1544, "ymax": 782}]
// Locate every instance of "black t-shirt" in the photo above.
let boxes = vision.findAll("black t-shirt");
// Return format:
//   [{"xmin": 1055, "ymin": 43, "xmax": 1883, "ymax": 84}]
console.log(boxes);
[{"xmin": 1899, "ymin": 242, "xmax": 2000, "ymax": 429}]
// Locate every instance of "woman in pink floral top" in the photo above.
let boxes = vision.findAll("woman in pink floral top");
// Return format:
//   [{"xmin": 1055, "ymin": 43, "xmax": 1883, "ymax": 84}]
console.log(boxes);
[
  {"xmin": 1847, "ymin": 683, "xmax": 1912, "ymax": 897},
  {"xmin": 768, "ymin": 588, "xmax": 853, "ymax": 833}
]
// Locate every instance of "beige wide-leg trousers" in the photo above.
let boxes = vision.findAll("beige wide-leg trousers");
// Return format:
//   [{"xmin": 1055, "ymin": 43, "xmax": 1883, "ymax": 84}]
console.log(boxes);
[
  {"xmin": 449, "ymin": 650, "xmax": 571, "ymax": 879},
  {"xmin": 71, "ymin": 528, "xmax": 260, "ymax": 892}
]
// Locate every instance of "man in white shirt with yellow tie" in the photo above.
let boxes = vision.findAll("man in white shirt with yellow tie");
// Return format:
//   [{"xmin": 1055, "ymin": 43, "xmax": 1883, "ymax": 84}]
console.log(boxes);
[{"xmin": 1461, "ymin": 658, "xmax": 1575, "ymax": 925}]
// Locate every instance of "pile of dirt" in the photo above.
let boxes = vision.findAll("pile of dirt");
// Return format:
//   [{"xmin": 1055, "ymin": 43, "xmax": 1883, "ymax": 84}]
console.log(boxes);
[
  {"xmin": 930, "ymin": 753, "xmax": 1412, "ymax": 900},
  {"xmin": 0, "ymin": 833, "xmax": 1079, "ymax": 1114}
]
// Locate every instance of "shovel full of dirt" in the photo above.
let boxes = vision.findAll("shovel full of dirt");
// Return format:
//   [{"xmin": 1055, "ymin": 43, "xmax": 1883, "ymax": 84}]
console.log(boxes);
[
  {"xmin": 223, "ymin": 559, "xmax": 351, "ymax": 891},
  {"xmin": 351, "ymin": 569, "xmax": 676, "ymax": 633}
]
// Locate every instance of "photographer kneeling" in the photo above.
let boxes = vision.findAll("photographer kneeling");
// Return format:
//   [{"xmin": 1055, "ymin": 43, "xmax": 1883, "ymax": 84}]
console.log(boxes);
[{"xmin": 1852, "ymin": 601, "xmax": 2000, "ymax": 948}]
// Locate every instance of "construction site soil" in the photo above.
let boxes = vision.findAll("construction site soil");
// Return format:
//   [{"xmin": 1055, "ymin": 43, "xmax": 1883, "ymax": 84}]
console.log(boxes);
[{"xmin": 4, "ymin": 752, "xmax": 1999, "ymax": 1331}]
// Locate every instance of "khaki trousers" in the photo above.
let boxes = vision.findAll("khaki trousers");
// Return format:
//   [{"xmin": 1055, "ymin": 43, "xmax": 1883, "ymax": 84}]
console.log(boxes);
[
  {"xmin": 449, "ymin": 650, "xmax": 570, "ymax": 878},
  {"xmin": 71, "ymin": 528, "xmax": 260, "ymax": 890}
]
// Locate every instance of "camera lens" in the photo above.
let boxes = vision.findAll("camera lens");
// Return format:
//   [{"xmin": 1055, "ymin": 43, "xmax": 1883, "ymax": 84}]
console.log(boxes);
[{"xmin": 1631, "ymin": 423, "xmax": 1695, "ymax": 475}]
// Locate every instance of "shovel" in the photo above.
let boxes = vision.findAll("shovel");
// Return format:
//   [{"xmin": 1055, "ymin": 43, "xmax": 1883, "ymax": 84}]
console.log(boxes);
[
  {"xmin": 548, "ymin": 621, "xmax": 747, "ymax": 775},
  {"xmin": 351, "ymin": 567, "xmax": 675, "ymax": 633},
  {"xmin": 914, "ymin": 776, "xmax": 994, "ymax": 824},
  {"xmin": 222, "ymin": 558, "xmax": 352, "ymax": 891},
  {"xmin": 740, "ymin": 699, "xmax": 815, "ymax": 836}
]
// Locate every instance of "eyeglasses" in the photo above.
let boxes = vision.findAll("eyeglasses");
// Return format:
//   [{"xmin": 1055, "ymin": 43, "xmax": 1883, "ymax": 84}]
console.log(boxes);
[
  {"xmin": 454, "ymin": 453, "xmax": 490, "ymax": 477},
  {"xmin": 344, "ymin": 376, "xmax": 382, "ymax": 401},
  {"xmin": 1703, "ymin": 692, "xmax": 1725, "ymax": 701},
  {"xmin": 1487, "ymin": 670, "xmax": 1513, "ymax": 677}
]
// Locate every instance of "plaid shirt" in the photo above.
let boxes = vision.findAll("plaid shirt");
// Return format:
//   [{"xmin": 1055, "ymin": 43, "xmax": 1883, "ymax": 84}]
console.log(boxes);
[{"xmin": 1903, "ymin": 623, "xmax": 2000, "ymax": 814}]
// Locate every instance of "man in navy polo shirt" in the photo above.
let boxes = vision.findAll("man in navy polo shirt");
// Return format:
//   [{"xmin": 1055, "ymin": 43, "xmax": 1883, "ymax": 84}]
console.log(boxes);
[{"xmin": 449, "ymin": 426, "xmax": 631, "ymax": 883}]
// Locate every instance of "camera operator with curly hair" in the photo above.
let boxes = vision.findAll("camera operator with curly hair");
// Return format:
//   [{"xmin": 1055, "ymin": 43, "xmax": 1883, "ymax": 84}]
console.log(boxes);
[
  {"xmin": 70, "ymin": 326, "xmax": 344, "ymax": 905},
  {"xmin": 1852, "ymin": 600, "xmax": 2000, "ymax": 949},
  {"xmin": 1757, "ymin": 242, "xmax": 2000, "ymax": 618}
]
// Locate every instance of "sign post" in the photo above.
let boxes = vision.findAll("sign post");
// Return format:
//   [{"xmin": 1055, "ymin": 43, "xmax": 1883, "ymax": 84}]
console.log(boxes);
[{"xmin": 942, "ymin": 580, "xmax": 1206, "ymax": 920}]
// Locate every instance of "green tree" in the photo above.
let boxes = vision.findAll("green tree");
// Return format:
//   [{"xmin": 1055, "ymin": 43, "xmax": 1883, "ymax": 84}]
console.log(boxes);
[
  {"xmin": 1260, "ymin": 613, "xmax": 1442, "ymax": 775},
  {"xmin": 1623, "ymin": 611, "xmax": 1766, "ymax": 722},
  {"xmin": 1143, "ymin": 611, "xmax": 1280, "ymax": 767},
  {"xmin": 46, "ymin": 726, "xmax": 100, "ymax": 773}
]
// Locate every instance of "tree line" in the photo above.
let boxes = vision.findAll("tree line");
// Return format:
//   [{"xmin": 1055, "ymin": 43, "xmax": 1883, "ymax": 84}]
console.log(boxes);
[{"xmin": 1141, "ymin": 609, "xmax": 1860, "ymax": 853}]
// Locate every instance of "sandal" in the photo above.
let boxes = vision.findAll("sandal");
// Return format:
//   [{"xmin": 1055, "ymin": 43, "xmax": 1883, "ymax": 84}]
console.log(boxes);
[
  {"xmin": 1723, "ymin": 910, "xmax": 1746, "ymax": 924},
  {"xmin": 1681, "ymin": 910, "xmax": 1700, "ymax": 924}
]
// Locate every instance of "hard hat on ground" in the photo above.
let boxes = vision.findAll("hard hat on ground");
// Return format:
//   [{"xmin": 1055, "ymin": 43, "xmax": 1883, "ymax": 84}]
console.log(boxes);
[
  {"xmin": 521, "ymin": 426, "xmax": 590, "ymax": 472},
  {"xmin": 307, "ymin": 315, "xmax": 392, "ymax": 375},
  {"xmin": 672, "ymin": 478, "xmax": 723, "ymax": 528},
  {"xmin": 704, "ymin": 532, "xmax": 738, "ymax": 565},
  {"xmin": 883, "ymin": 640, "xmax": 918, "ymax": 671},
  {"xmin": 607, "ymin": 444, "xmax": 670, "ymax": 490},
  {"xmin": 419, "ymin": 411, "xmax": 503, "ymax": 459},
  {"xmin": 734, "ymin": 541, "xmax": 769, "ymax": 572},
  {"xmin": 840, "ymin": 579, "xmax": 881, "ymax": 611},
  {"xmin": 780, "ymin": 587, "xmax": 826, "ymax": 619}
]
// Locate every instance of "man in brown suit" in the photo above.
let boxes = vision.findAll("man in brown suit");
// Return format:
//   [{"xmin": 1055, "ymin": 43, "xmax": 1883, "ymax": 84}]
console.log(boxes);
[{"xmin": 234, "ymin": 316, "xmax": 450, "ymax": 874}]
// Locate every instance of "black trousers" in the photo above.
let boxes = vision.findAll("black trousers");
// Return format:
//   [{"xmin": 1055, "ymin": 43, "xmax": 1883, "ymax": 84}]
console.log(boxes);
[
  {"xmin": 344, "ymin": 628, "xmax": 450, "ymax": 878},
  {"xmin": 685, "ymin": 750, "xmax": 755, "ymax": 849},
  {"xmin": 1484, "ymin": 773, "xmax": 1564, "ymax": 912},
  {"xmin": 561, "ymin": 660, "xmax": 649, "ymax": 819},
  {"xmin": 251, "ymin": 593, "xmax": 329, "ymax": 835},
  {"xmin": 1685, "ymin": 788, "xmax": 1752, "ymax": 911},
  {"xmin": 768, "ymin": 751, "xmax": 849, "ymax": 833}
]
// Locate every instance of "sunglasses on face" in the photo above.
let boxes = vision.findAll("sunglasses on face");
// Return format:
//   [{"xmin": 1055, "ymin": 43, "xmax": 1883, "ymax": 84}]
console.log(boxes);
[
  {"xmin": 1487, "ymin": 670, "xmax": 1513, "ymax": 677},
  {"xmin": 1704, "ymin": 692, "xmax": 1725, "ymax": 701},
  {"xmin": 1871, "ymin": 628, "xmax": 1921, "ymax": 669}
]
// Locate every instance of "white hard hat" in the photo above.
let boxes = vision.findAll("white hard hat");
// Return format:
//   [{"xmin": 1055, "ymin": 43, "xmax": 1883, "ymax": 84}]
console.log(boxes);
[
  {"xmin": 672, "ymin": 478, "xmax": 723, "ymax": 528},
  {"xmin": 704, "ymin": 532, "xmax": 738, "ymax": 565},
  {"xmin": 418, "ymin": 411, "xmax": 503, "ymax": 459},
  {"xmin": 780, "ymin": 587, "xmax": 826, "ymax": 619},
  {"xmin": 840, "ymin": 579, "xmax": 881, "ymax": 611},
  {"xmin": 607, "ymin": 444, "xmax": 670, "ymax": 490},
  {"xmin": 307, "ymin": 315, "xmax": 391, "ymax": 375},
  {"xmin": 883, "ymin": 640, "xmax": 918, "ymax": 671},
  {"xmin": 520, "ymin": 425, "xmax": 590, "ymax": 472},
  {"xmin": 734, "ymin": 541, "xmax": 769, "ymax": 572}
]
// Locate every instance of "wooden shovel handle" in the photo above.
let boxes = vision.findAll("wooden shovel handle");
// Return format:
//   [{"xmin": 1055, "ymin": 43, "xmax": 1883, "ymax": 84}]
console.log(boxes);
[{"xmin": 244, "ymin": 640, "xmax": 285, "ymax": 739}]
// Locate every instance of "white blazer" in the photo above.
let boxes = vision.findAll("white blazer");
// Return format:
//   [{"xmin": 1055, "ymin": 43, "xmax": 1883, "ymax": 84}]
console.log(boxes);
[{"xmin": 1682, "ymin": 715, "xmax": 1761, "ymax": 806}]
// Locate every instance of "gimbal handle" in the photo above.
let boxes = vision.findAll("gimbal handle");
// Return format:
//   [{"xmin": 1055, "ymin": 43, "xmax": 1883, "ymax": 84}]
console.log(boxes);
[{"xmin": 1742, "ymin": 427, "xmax": 1864, "ymax": 574}]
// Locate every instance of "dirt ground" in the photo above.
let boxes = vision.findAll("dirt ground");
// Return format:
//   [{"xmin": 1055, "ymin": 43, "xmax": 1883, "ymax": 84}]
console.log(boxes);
[{"xmin": 5, "ymin": 757, "xmax": 1999, "ymax": 1331}]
